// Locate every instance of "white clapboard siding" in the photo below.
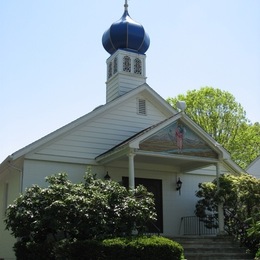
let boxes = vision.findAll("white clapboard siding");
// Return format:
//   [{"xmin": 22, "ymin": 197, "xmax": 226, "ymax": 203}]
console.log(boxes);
[{"xmin": 31, "ymin": 95, "xmax": 168, "ymax": 161}]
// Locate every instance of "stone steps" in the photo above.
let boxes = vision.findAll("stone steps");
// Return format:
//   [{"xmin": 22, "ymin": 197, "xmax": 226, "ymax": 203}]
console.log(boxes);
[{"xmin": 172, "ymin": 235, "xmax": 254, "ymax": 260}]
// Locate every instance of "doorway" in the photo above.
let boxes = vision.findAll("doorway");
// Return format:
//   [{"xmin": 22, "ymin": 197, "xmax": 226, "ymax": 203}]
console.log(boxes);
[{"xmin": 122, "ymin": 177, "xmax": 163, "ymax": 233}]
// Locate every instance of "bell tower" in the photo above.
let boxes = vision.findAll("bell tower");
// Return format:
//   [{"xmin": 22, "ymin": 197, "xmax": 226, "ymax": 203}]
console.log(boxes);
[{"xmin": 102, "ymin": 1, "xmax": 150, "ymax": 103}]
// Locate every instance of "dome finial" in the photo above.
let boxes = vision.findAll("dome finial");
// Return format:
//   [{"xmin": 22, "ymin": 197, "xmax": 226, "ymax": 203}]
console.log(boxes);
[{"xmin": 124, "ymin": 0, "xmax": 128, "ymax": 11}]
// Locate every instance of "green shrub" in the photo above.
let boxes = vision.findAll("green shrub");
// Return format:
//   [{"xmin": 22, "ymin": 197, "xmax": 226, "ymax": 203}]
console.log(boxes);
[
  {"xmin": 195, "ymin": 173, "xmax": 260, "ymax": 252},
  {"xmin": 255, "ymin": 248, "xmax": 260, "ymax": 260},
  {"xmin": 6, "ymin": 173, "xmax": 157, "ymax": 243},
  {"xmin": 54, "ymin": 239, "xmax": 103, "ymax": 260},
  {"xmin": 14, "ymin": 240, "xmax": 55, "ymax": 260},
  {"xmin": 54, "ymin": 236, "xmax": 183, "ymax": 260},
  {"xmin": 247, "ymin": 217, "xmax": 260, "ymax": 254},
  {"xmin": 102, "ymin": 236, "xmax": 184, "ymax": 260}
]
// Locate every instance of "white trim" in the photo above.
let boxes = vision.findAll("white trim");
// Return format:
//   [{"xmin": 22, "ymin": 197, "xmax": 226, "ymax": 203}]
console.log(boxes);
[{"xmin": 136, "ymin": 150, "xmax": 219, "ymax": 164}]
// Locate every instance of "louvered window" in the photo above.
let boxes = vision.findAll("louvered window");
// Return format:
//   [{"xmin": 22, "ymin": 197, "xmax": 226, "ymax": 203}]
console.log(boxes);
[
  {"xmin": 134, "ymin": 58, "xmax": 142, "ymax": 75},
  {"xmin": 123, "ymin": 56, "xmax": 131, "ymax": 72},
  {"xmin": 137, "ymin": 98, "xmax": 147, "ymax": 115},
  {"xmin": 108, "ymin": 62, "xmax": 112, "ymax": 79},
  {"xmin": 113, "ymin": 57, "xmax": 118, "ymax": 74}
]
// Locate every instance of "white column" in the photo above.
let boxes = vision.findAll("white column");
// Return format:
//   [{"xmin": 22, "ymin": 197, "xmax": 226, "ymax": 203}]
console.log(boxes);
[
  {"xmin": 128, "ymin": 149, "xmax": 136, "ymax": 189},
  {"xmin": 216, "ymin": 162, "xmax": 225, "ymax": 235}
]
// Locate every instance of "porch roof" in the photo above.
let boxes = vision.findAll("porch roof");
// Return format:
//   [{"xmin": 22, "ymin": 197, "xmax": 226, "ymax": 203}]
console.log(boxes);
[{"xmin": 96, "ymin": 113, "xmax": 244, "ymax": 174}]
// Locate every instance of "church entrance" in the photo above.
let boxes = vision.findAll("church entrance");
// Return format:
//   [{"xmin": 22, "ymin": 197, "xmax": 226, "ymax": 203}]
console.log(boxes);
[{"xmin": 122, "ymin": 177, "xmax": 163, "ymax": 233}]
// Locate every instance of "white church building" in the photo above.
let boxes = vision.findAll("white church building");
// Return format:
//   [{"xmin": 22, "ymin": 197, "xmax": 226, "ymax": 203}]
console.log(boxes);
[{"xmin": 0, "ymin": 2, "xmax": 243, "ymax": 259}]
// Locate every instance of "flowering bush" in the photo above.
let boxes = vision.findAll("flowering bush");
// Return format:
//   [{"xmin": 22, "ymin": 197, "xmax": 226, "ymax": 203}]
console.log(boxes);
[{"xmin": 5, "ymin": 172, "xmax": 157, "ymax": 258}]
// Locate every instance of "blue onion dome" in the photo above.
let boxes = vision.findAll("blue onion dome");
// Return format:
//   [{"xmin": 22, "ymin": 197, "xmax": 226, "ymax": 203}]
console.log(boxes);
[{"xmin": 102, "ymin": 3, "xmax": 150, "ymax": 55}]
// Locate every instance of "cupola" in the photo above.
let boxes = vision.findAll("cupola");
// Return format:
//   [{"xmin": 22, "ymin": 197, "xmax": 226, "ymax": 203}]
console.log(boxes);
[{"xmin": 102, "ymin": 1, "xmax": 150, "ymax": 103}]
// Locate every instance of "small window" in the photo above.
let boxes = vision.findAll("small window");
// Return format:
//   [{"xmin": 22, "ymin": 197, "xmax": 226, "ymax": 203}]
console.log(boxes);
[
  {"xmin": 137, "ymin": 98, "xmax": 147, "ymax": 115},
  {"xmin": 123, "ymin": 56, "xmax": 131, "ymax": 72},
  {"xmin": 134, "ymin": 58, "xmax": 142, "ymax": 75},
  {"xmin": 108, "ymin": 62, "xmax": 112, "ymax": 79},
  {"xmin": 113, "ymin": 57, "xmax": 118, "ymax": 74}
]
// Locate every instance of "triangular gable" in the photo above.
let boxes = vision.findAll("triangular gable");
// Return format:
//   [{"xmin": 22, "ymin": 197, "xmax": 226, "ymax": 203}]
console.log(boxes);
[
  {"xmin": 2, "ymin": 83, "xmax": 176, "ymax": 167},
  {"xmin": 139, "ymin": 119, "xmax": 218, "ymax": 158},
  {"xmin": 96, "ymin": 112, "xmax": 244, "ymax": 174}
]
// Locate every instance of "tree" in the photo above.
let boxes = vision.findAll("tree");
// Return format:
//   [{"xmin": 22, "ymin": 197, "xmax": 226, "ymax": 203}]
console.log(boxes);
[
  {"xmin": 195, "ymin": 173, "xmax": 260, "ymax": 252},
  {"xmin": 167, "ymin": 86, "xmax": 260, "ymax": 168},
  {"xmin": 5, "ymin": 172, "xmax": 157, "ymax": 244},
  {"xmin": 229, "ymin": 122, "xmax": 260, "ymax": 168}
]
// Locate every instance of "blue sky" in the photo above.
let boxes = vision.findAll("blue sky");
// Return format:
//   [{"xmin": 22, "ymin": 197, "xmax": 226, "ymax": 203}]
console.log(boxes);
[{"xmin": 1, "ymin": 0, "xmax": 259, "ymax": 163}]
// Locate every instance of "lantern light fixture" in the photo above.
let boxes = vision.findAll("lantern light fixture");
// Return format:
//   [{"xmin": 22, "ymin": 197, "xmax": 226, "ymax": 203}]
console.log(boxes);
[
  {"xmin": 176, "ymin": 177, "xmax": 182, "ymax": 195},
  {"xmin": 104, "ymin": 172, "xmax": 111, "ymax": 180}
]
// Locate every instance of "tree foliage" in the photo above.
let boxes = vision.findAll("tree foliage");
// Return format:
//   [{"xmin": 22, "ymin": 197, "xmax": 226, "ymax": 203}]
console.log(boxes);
[
  {"xmin": 247, "ymin": 218, "xmax": 260, "ymax": 258},
  {"xmin": 195, "ymin": 173, "xmax": 260, "ymax": 252},
  {"xmin": 5, "ymin": 172, "xmax": 157, "ymax": 244},
  {"xmin": 229, "ymin": 122, "xmax": 260, "ymax": 168},
  {"xmin": 167, "ymin": 86, "xmax": 260, "ymax": 168}
]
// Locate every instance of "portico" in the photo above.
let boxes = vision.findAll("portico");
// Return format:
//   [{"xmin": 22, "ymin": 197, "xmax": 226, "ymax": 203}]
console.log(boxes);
[{"xmin": 96, "ymin": 112, "xmax": 237, "ymax": 235}]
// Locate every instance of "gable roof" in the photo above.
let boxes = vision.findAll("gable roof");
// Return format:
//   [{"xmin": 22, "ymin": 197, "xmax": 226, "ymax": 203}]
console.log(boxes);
[
  {"xmin": 96, "ymin": 112, "xmax": 244, "ymax": 174},
  {"xmin": 246, "ymin": 156, "xmax": 260, "ymax": 172},
  {"xmin": 97, "ymin": 113, "xmax": 223, "ymax": 158},
  {"xmin": 1, "ymin": 83, "xmax": 176, "ymax": 168}
]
